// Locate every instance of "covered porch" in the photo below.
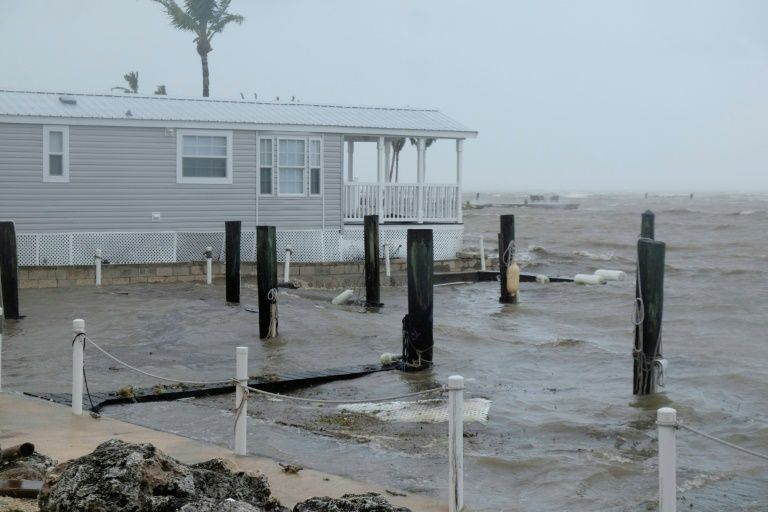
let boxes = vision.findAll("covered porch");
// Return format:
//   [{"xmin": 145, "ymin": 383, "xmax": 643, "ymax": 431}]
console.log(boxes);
[{"xmin": 343, "ymin": 135, "xmax": 467, "ymax": 224}]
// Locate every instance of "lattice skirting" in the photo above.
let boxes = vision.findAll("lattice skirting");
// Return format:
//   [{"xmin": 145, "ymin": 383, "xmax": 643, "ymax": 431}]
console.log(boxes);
[{"xmin": 16, "ymin": 225, "xmax": 464, "ymax": 266}]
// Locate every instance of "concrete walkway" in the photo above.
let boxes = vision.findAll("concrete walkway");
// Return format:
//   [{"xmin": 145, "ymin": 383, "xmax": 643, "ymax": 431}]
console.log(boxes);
[{"xmin": 0, "ymin": 392, "xmax": 446, "ymax": 511}]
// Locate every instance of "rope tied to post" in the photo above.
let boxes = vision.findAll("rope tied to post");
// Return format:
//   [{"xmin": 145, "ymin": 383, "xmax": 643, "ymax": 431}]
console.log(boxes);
[
  {"xmin": 401, "ymin": 314, "xmax": 433, "ymax": 368},
  {"xmin": 675, "ymin": 421, "xmax": 768, "ymax": 462},
  {"xmin": 502, "ymin": 240, "xmax": 515, "ymax": 267},
  {"xmin": 82, "ymin": 335, "xmax": 232, "ymax": 385},
  {"xmin": 633, "ymin": 242, "xmax": 663, "ymax": 393},
  {"xmin": 232, "ymin": 382, "xmax": 250, "ymax": 430},
  {"xmin": 267, "ymin": 287, "xmax": 279, "ymax": 338},
  {"xmin": 233, "ymin": 379, "xmax": 446, "ymax": 405}
]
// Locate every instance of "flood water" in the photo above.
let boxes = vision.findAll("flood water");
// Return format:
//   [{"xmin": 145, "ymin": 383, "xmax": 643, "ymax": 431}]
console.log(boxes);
[{"xmin": 4, "ymin": 193, "xmax": 768, "ymax": 511}]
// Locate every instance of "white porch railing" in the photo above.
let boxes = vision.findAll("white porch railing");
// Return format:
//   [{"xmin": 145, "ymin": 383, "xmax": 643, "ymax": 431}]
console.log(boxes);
[{"xmin": 344, "ymin": 182, "xmax": 460, "ymax": 223}]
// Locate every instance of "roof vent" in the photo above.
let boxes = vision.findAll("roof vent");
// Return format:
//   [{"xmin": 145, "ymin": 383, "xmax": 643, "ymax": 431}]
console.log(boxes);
[{"xmin": 59, "ymin": 95, "xmax": 77, "ymax": 105}]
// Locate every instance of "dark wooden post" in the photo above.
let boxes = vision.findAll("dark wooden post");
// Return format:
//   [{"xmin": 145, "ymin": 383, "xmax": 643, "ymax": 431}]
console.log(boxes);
[
  {"xmin": 225, "ymin": 221, "xmax": 241, "ymax": 304},
  {"xmin": 633, "ymin": 238, "xmax": 665, "ymax": 395},
  {"xmin": 499, "ymin": 214, "xmax": 517, "ymax": 304},
  {"xmin": 0, "ymin": 221, "xmax": 20, "ymax": 319},
  {"xmin": 402, "ymin": 229, "xmax": 433, "ymax": 369},
  {"xmin": 641, "ymin": 210, "xmax": 655, "ymax": 240},
  {"xmin": 257, "ymin": 226, "xmax": 278, "ymax": 339},
  {"xmin": 364, "ymin": 215, "xmax": 382, "ymax": 307}
]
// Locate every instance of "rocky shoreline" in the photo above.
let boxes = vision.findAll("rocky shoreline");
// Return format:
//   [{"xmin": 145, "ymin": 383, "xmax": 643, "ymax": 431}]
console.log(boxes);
[{"xmin": 1, "ymin": 440, "xmax": 410, "ymax": 512}]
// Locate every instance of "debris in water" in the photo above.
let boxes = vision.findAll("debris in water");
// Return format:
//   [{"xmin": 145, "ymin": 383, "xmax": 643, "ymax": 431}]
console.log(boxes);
[{"xmin": 278, "ymin": 463, "xmax": 303, "ymax": 475}]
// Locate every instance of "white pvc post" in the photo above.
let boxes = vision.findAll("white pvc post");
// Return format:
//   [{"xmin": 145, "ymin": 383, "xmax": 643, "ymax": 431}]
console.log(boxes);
[
  {"xmin": 657, "ymin": 407, "xmax": 677, "ymax": 512},
  {"xmin": 234, "ymin": 346, "xmax": 248, "ymax": 456},
  {"xmin": 71, "ymin": 319, "xmax": 85, "ymax": 416},
  {"xmin": 0, "ymin": 306, "xmax": 4, "ymax": 392},
  {"xmin": 448, "ymin": 375, "xmax": 464, "ymax": 512},
  {"xmin": 283, "ymin": 246, "xmax": 292, "ymax": 283},
  {"xmin": 205, "ymin": 246, "xmax": 213, "ymax": 285},
  {"xmin": 94, "ymin": 249, "xmax": 102, "ymax": 286},
  {"xmin": 383, "ymin": 242, "xmax": 391, "ymax": 277},
  {"xmin": 479, "ymin": 238, "xmax": 486, "ymax": 271}
]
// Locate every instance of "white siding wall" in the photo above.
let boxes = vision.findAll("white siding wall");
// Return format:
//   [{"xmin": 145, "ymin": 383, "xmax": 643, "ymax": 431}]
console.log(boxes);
[{"xmin": 0, "ymin": 124, "xmax": 342, "ymax": 232}]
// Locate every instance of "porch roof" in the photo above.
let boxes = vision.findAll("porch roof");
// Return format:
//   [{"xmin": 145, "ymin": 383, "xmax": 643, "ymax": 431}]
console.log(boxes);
[{"xmin": 0, "ymin": 89, "xmax": 477, "ymax": 138}]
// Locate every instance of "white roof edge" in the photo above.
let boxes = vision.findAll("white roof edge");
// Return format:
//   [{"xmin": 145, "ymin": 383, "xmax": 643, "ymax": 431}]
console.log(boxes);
[
  {"xmin": 0, "ymin": 88, "xmax": 442, "ymax": 113},
  {"xmin": 0, "ymin": 115, "xmax": 478, "ymax": 138}
]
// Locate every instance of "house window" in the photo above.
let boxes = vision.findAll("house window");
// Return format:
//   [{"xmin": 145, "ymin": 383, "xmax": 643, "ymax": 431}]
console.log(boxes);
[
  {"xmin": 278, "ymin": 139, "xmax": 306, "ymax": 195},
  {"xmin": 176, "ymin": 130, "xmax": 233, "ymax": 184},
  {"xmin": 43, "ymin": 125, "xmax": 69, "ymax": 182},
  {"xmin": 260, "ymin": 136, "xmax": 322, "ymax": 197},
  {"xmin": 259, "ymin": 138, "xmax": 273, "ymax": 195}
]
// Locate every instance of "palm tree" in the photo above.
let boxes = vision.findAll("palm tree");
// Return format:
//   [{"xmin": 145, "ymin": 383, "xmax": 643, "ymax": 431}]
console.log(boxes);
[
  {"xmin": 407, "ymin": 137, "xmax": 436, "ymax": 181},
  {"xmin": 112, "ymin": 71, "xmax": 139, "ymax": 94},
  {"xmin": 388, "ymin": 138, "xmax": 406, "ymax": 182},
  {"xmin": 154, "ymin": 0, "xmax": 245, "ymax": 97}
]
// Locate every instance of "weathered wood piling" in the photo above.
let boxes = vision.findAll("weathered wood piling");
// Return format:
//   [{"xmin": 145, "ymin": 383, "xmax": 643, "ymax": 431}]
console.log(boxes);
[
  {"xmin": 225, "ymin": 221, "xmax": 241, "ymax": 304},
  {"xmin": 256, "ymin": 226, "xmax": 278, "ymax": 339},
  {"xmin": 0, "ymin": 221, "xmax": 20, "ymax": 319},
  {"xmin": 634, "ymin": 237, "xmax": 666, "ymax": 395},
  {"xmin": 641, "ymin": 209, "xmax": 655, "ymax": 239},
  {"xmin": 498, "ymin": 214, "xmax": 517, "ymax": 304},
  {"xmin": 363, "ymin": 215, "xmax": 382, "ymax": 307},
  {"xmin": 402, "ymin": 229, "xmax": 433, "ymax": 369}
]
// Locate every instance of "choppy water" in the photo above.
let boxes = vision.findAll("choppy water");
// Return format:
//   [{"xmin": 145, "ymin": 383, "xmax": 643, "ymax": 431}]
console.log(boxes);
[{"xmin": 10, "ymin": 193, "xmax": 767, "ymax": 511}]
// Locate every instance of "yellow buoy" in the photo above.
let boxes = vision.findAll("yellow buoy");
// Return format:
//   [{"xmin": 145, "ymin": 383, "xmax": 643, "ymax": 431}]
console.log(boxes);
[{"xmin": 506, "ymin": 260, "xmax": 520, "ymax": 296}]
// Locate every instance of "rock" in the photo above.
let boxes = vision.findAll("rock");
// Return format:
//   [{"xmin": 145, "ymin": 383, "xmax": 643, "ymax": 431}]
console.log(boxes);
[
  {"xmin": 38, "ymin": 439, "xmax": 287, "ymax": 512},
  {"xmin": 0, "ymin": 451, "xmax": 57, "ymax": 480},
  {"xmin": 189, "ymin": 459, "xmax": 285, "ymax": 511},
  {"xmin": 292, "ymin": 493, "xmax": 411, "ymax": 512},
  {"xmin": 179, "ymin": 497, "xmax": 261, "ymax": 512}
]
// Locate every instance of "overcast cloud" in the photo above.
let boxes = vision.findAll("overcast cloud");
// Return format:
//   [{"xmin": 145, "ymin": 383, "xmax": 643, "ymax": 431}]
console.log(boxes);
[{"xmin": 2, "ymin": 0, "xmax": 767, "ymax": 192}]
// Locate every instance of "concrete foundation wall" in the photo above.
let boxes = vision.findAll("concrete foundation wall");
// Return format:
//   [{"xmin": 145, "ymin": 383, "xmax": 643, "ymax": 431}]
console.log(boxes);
[{"xmin": 19, "ymin": 256, "xmax": 493, "ymax": 290}]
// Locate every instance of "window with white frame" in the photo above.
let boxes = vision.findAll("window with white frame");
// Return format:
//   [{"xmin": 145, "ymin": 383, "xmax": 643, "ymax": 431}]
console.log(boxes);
[
  {"xmin": 278, "ymin": 139, "xmax": 306, "ymax": 195},
  {"xmin": 177, "ymin": 130, "xmax": 233, "ymax": 184},
  {"xmin": 43, "ymin": 125, "xmax": 69, "ymax": 182},
  {"xmin": 258, "ymin": 136, "xmax": 322, "ymax": 197},
  {"xmin": 259, "ymin": 138, "xmax": 273, "ymax": 195}
]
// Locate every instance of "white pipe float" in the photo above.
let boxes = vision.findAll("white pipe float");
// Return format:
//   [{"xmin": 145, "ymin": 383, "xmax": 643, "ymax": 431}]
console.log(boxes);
[
  {"xmin": 94, "ymin": 249, "xmax": 102, "ymax": 286},
  {"xmin": 71, "ymin": 319, "xmax": 85, "ymax": 416},
  {"xmin": 205, "ymin": 246, "xmax": 213, "ymax": 285},
  {"xmin": 383, "ymin": 243, "xmax": 391, "ymax": 277},
  {"xmin": 479, "ymin": 238, "xmax": 486, "ymax": 271},
  {"xmin": 283, "ymin": 246, "xmax": 292, "ymax": 283},
  {"xmin": 535, "ymin": 274, "xmax": 550, "ymax": 284},
  {"xmin": 331, "ymin": 289, "xmax": 355, "ymax": 305},
  {"xmin": 573, "ymin": 274, "xmax": 607, "ymax": 285},
  {"xmin": 595, "ymin": 269, "xmax": 626, "ymax": 281}
]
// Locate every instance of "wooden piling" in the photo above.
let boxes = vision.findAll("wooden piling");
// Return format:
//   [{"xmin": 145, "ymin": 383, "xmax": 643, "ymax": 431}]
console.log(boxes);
[
  {"xmin": 499, "ymin": 214, "xmax": 517, "ymax": 304},
  {"xmin": 257, "ymin": 226, "xmax": 278, "ymax": 339},
  {"xmin": 641, "ymin": 210, "xmax": 655, "ymax": 240},
  {"xmin": 363, "ymin": 215, "xmax": 382, "ymax": 307},
  {"xmin": 403, "ymin": 229, "xmax": 433, "ymax": 369},
  {"xmin": 225, "ymin": 221, "xmax": 241, "ymax": 304},
  {"xmin": 634, "ymin": 238, "xmax": 665, "ymax": 395},
  {"xmin": 0, "ymin": 221, "xmax": 20, "ymax": 319}
]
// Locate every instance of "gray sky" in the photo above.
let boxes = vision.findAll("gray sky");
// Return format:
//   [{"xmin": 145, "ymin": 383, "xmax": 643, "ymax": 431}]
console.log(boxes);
[{"xmin": 2, "ymin": 0, "xmax": 767, "ymax": 192}]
